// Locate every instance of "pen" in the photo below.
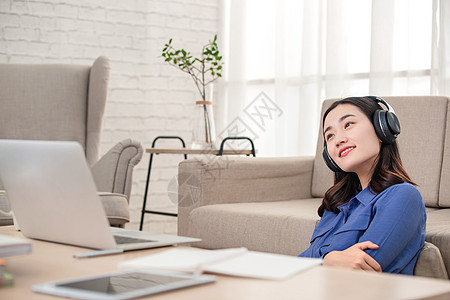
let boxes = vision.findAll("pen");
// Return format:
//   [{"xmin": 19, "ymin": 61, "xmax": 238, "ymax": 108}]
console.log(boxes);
[{"xmin": 73, "ymin": 249, "xmax": 124, "ymax": 258}]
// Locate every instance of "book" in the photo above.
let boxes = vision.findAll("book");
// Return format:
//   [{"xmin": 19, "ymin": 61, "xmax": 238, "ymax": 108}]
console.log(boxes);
[
  {"xmin": 119, "ymin": 247, "xmax": 322, "ymax": 280},
  {"xmin": 0, "ymin": 234, "xmax": 32, "ymax": 257}
]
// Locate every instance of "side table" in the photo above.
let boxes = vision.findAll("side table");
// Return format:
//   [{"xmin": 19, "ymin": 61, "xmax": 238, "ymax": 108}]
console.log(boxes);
[{"xmin": 139, "ymin": 136, "xmax": 256, "ymax": 230}]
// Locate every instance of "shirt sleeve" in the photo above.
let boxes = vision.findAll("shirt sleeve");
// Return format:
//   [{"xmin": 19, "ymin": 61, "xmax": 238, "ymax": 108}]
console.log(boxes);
[
  {"xmin": 298, "ymin": 210, "xmax": 338, "ymax": 257},
  {"xmin": 358, "ymin": 184, "xmax": 426, "ymax": 271}
]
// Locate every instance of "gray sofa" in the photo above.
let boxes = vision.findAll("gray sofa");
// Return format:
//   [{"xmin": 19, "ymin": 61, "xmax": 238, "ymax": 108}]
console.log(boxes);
[
  {"xmin": 178, "ymin": 96, "xmax": 450, "ymax": 279},
  {"xmin": 0, "ymin": 57, "xmax": 143, "ymax": 227}
]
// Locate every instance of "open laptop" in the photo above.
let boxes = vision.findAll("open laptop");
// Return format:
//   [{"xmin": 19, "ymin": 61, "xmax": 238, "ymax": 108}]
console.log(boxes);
[{"xmin": 0, "ymin": 139, "xmax": 200, "ymax": 253}]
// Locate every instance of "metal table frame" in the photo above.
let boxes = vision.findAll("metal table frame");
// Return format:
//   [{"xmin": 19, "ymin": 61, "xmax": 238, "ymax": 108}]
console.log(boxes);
[{"xmin": 139, "ymin": 136, "xmax": 255, "ymax": 230}]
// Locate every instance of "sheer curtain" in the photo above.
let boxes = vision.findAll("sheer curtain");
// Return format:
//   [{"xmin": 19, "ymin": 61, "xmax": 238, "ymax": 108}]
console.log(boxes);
[
  {"xmin": 432, "ymin": 0, "xmax": 450, "ymax": 96},
  {"xmin": 217, "ymin": 0, "xmax": 449, "ymax": 157}
]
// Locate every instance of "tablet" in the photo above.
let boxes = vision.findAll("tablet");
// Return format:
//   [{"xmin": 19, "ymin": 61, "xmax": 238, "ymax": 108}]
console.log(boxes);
[{"xmin": 32, "ymin": 270, "xmax": 216, "ymax": 300}]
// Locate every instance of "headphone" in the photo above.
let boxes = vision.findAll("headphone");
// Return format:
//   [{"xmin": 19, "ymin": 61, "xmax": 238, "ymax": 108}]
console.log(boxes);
[{"xmin": 322, "ymin": 96, "xmax": 401, "ymax": 173}]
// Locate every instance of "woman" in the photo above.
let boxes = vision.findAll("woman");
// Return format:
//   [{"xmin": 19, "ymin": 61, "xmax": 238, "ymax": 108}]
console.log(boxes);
[{"xmin": 299, "ymin": 96, "xmax": 426, "ymax": 274}]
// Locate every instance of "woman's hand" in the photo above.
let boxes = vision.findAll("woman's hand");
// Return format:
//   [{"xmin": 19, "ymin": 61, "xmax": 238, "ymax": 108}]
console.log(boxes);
[{"xmin": 322, "ymin": 241, "xmax": 382, "ymax": 272}]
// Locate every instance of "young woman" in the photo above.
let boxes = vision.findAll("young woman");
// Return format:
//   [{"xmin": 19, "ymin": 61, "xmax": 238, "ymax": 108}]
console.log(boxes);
[{"xmin": 299, "ymin": 96, "xmax": 426, "ymax": 275}]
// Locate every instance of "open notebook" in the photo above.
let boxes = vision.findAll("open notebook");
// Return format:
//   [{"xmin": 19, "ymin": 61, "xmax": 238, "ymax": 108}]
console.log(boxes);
[{"xmin": 119, "ymin": 247, "xmax": 322, "ymax": 280}]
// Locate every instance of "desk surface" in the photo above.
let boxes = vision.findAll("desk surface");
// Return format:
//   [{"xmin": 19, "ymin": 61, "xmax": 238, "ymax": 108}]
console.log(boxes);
[
  {"xmin": 1, "ymin": 226, "xmax": 450, "ymax": 300},
  {"xmin": 145, "ymin": 148, "xmax": 255, "ymax": 155}
]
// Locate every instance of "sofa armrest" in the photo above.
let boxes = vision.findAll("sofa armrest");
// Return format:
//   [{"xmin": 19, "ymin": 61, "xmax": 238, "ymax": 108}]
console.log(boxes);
[
  {"xmin": 91, "ymin": 139, "xmax": 143, "ymax": 200},
  {"xmin": 178, "ymin": 156, "xmax": 314, "ymax": 235}
]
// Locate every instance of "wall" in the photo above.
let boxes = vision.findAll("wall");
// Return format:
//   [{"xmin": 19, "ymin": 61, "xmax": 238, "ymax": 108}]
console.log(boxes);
[{"xmin": 0, "ymin": 0, "xmax": 220, "ymax": 234}]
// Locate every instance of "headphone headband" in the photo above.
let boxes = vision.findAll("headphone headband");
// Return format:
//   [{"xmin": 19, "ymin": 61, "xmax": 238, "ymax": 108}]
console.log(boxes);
[{"xmin": 366, "ymin": 96, "xmax": 396, "ymax": 114}]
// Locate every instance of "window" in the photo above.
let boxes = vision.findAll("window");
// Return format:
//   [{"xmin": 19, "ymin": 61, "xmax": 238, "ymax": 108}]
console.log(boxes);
[{"xmin": 221, "ymin": 0, "xmax": 436, "ymax": 157}]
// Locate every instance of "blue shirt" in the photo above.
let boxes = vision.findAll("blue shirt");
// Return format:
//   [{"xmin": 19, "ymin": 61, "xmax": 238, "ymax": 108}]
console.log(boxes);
[{"xmin": 299, "ymin": 182, "xmax": 426, "ymax": 274}]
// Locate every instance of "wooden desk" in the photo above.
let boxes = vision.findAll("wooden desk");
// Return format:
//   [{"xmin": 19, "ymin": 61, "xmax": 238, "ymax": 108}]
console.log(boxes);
[{"xmin": 2, "ymin": 226, "xmax": 450, "ymax": 300}]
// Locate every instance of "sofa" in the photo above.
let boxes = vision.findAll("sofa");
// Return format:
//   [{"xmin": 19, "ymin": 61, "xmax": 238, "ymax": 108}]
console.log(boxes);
[{"xmin": 178, "ymin": 96, "xmax": 450, "ymax": 279}]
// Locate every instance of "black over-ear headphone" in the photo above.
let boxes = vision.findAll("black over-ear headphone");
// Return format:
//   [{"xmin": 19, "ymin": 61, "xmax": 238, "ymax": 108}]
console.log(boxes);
[{"xmin": 322, "ymin": 96, "xmax": 401, "ymax": 173}]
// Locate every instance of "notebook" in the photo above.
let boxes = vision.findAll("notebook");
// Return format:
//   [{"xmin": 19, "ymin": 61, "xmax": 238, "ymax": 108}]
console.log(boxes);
[
  {"xmin": 119, "ymin": 247, "xmax": 322, "ymax": 280},
  {"xmin": 0, "ymin": 139, "xmax": 200, "ymax": 252},
  {"xmin": 0, "ymin": 234, "xmax": 32, "ymax": 257}
]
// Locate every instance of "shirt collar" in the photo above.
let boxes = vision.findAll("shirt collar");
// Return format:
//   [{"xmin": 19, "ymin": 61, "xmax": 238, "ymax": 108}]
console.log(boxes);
[
  {"xmin": 354, "ymin": 186, "xmax": 377, "ymax": 206},
  {"xmin": 337, "ymin": 186, "xmax": 378, "ymax": 212}
]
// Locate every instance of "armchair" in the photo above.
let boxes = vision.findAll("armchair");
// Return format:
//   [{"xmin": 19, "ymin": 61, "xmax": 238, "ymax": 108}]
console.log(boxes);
[
  {"xmin": 0, "ymin": 57, "xmax": 143, "ymax": 227},
  {"xmin": 179, "ymin": 96, "xmax": 450, "ymax": 279}
]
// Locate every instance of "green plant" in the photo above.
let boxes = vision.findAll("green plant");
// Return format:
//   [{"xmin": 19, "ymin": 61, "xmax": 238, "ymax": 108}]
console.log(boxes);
[
  {"xmin": 161, "ymin": 35, "xmax": 223, "ymax": 147},
  {"xmin": 161, "ymin": 35, "xmax": 223, "ymax": 101}
]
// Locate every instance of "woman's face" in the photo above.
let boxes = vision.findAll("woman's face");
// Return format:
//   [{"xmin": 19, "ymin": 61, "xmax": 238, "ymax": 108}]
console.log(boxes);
[{"xmin": 324, "ymin": 104, "xmax": 382, "ymax": 179}]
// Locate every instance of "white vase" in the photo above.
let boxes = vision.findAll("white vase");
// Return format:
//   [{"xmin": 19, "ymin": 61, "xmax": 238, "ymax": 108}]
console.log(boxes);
[{"xmin": 191, "ymin": 86, "xmax": 216, "ymax": 149}]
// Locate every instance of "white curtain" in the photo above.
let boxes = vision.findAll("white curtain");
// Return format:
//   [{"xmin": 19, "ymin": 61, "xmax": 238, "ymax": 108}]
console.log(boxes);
[
  {"xmin": 218, "ymin": 0, "xmax": 449, "ymax": 157},
  {"xmin": 432, "ymin": 0, "xmax": 450, "ymax": 96}
]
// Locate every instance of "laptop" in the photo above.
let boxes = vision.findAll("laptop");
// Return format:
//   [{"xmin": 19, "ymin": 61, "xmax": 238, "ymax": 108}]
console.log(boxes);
[{"xmin": 0, "ymin": 139, "xmax": 200, "ymax": 252}]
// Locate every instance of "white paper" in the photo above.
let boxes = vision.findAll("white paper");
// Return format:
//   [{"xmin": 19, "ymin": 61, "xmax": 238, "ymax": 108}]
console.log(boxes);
[
  {"xmin": 204, "ymin": 251, "xmax": 322, "ymax": 280},
  {"xmin": 0, "ymin": 234, "xmax": 32, "ymax": 257},
  {"xmin": 119, "ymin": 247, "xmax": 247, "ymax": 274},
  {"xmin": 119, "ymin": 247, "xmax": 322, "ymax": 280}
]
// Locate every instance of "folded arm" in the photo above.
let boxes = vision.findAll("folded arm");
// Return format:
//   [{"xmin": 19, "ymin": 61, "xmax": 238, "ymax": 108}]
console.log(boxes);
[
  {"xmin": 323, "ymin": 241, "xmax": 381, "ymax": 271},
  {"xmin": 359, "ymin": 185, "xmax": 426, "ymax": 272}
]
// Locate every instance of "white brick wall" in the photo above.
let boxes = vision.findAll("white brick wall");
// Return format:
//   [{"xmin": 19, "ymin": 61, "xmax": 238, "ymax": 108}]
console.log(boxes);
[{"xmin": 0, "ymin": 0, "xmax": 220, "ymax": 234}]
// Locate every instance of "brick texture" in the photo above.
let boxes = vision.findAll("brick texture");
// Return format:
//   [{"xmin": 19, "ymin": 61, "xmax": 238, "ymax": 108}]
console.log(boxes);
[{"xmin": 0, "ymin": 0, "xmax": 220, "ymax": 234}]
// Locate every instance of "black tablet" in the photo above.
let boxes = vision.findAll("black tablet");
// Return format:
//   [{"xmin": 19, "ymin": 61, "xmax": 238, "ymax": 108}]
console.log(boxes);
[{"xmin": 32, "ymin": 270, "xmax": 216, "ymax": 300}]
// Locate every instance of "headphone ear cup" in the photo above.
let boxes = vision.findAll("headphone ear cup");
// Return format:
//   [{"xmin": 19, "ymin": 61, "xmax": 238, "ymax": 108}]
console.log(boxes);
[
  {"xmin": 373, "ymin": 109, "xmax": 397, "ymax": 144},
  {"xmin": 386, "ymin": 111, "xmax": 401, "ymax": 137},
  {"xmin": 322, "ymin": 143, "xmax": 343, "ymax": 172}
]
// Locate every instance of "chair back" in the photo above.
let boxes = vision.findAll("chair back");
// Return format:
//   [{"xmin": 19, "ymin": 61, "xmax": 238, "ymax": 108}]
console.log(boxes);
[{"xmin": 0, "ymin": 57, "xmax": 110, "ymax": 165}]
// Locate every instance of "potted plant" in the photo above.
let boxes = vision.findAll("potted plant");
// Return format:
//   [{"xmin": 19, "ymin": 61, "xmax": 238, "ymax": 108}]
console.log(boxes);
[{"xmin": 161, "ymin": 35, "xmax": 223, "ymax": 148}]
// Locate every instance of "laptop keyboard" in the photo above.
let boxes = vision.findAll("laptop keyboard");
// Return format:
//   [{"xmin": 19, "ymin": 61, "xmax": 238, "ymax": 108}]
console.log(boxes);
[{"xmin": 113, "ymin": 235, "xmax": 155, "ymax": 245}]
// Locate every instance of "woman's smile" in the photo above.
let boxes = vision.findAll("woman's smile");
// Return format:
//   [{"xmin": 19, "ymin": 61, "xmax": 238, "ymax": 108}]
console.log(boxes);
[{"xmin": 339, "ymin": 146, "xmax": 355, "ymax": 157}]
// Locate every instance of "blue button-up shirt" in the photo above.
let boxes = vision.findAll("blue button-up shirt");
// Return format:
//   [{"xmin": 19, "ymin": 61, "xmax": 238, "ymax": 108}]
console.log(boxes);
[{"xmin": 299, "ymin": 182, "xmax": 426, "ymax": 274}]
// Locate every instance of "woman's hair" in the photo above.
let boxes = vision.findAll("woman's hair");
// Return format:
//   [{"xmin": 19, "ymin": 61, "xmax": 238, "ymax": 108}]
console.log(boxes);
[{"xmin": 317, "ymin": 97, "xmax": 416, "ymax": 217}]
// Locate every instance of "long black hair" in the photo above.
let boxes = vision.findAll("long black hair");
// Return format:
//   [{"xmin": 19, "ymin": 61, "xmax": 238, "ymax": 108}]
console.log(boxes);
[{"xmin": 318, "ymin": 97, "xmax": 416, "ymax": 217}]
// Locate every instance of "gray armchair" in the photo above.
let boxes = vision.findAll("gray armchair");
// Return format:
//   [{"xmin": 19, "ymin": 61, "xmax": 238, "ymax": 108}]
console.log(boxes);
[{"xmin": 0, "ymin": 56, "xmax": 143, "ymax": 227}]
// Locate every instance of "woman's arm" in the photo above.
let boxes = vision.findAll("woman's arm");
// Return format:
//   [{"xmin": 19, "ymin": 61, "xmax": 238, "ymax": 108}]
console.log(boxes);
[
  {"xmin": 358, "ymin": 184, "xmax": 425, "ymax": 271},
  {"xmin": 322, "ymin": 241, "xmax": 382, "ymax": 271},
  {"xmin": 322, "ymin": 184, "xmax": 425, "ymax": 272}
]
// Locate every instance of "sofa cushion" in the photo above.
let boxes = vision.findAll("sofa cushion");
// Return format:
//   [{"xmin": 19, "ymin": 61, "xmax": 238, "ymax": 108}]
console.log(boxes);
[
  {"xmin": 312, "ymin": 96, "xmax": 448, "ymax": 208},
  {"xmin": 0, "ymin": 191, "xmax": 129, "ymax": 227},
  {"xmin": 188, "ymin": 198, "xmax": 322, "ymax": 256},
  {"xmin": 414, "ymin": 241, "xmax": 448, "ymax": 279},
  {"xmin": 311, "ymin": 99, "xmax": 334, "ymax": 198},
  {"xmin": 425, "ymin": 209, "xmax": 450, "ymax": 277},
  {"xmin": 439, "ymin": 99, "xmax": 450, "ymax": 207},
  {"xmin": 393, "ymin": 97, "xmax": 448, "ymax": 207},
  {"xmin": 98, "ymin": 192, "xmax": 130, "ymax": 226}
]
